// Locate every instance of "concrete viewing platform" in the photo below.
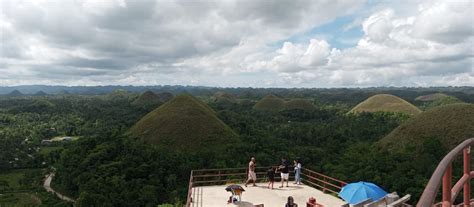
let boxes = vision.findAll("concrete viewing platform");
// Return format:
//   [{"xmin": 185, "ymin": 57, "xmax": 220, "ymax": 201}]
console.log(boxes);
[{"xmin": 191, "ymin": 183, "xmax": 345, "ymax": 207}]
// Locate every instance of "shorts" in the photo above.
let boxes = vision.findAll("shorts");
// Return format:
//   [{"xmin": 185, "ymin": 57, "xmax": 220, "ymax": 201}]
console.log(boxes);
[
  {"xmin": 281, "ymin": 173, "xmax": 289, "ymax": 180},
  {"xmin": 248, "ymin": 171, "xmax": 257, "ymax": 181}
]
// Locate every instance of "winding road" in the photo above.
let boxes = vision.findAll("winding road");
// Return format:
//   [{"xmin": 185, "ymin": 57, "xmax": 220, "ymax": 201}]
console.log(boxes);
[{"xmin": 43, "ymin": 173, "xmax": 75, "ymax": 203}]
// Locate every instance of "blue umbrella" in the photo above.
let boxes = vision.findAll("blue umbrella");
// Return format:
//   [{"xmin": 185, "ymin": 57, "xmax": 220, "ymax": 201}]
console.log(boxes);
[{"xmin": 338, "ymin": 181, "xmax": 388, "ymax": 204}]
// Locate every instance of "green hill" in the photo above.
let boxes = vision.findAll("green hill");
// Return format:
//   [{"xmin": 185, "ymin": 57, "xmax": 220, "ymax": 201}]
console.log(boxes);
[
  {"xmin": 418, "ymin": 93, "xmax": 463, "ymax": 111},
  {"xmin": 129, "ymin": 94, "xmax": 238, "ymax": 151},
  {"xmin": 415, "ymin": 93, "xmax": 449, "ymax": 101},
  {"xmin": 212, "ymin": 91, "xmax": 237, "ymax": 104},
  {"xmin": 34, "ymin": 91, "xmax": 48, "ymax": 96},
  {"xmin": 378, "ymin": 103, "xmax": 474, "ymax": 151},
  {"xmin": 6, "ymin": 90, "xmax": 23, "ymax": 97},
  {"xmin": 284, "ymin": 99, "xmax": 315, "ymax": 111},
  {"xmin": 350, "ymin": 94, "xmax": 421, "ymax": 116},
  {"xmin": 132, "ymin": 91, "xmax": 161, "ymax": 106},
  {"xmin": 156, "ymin": 92, "xmax": 173, "ymax": 103},
  {"xmin": 253, "ymin": 95, "xmax": 285, "ymax": 111}
]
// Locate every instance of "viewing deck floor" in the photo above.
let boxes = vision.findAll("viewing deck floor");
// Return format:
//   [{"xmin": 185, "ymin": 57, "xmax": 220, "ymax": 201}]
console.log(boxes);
[{"xmin": 191, "ymin": 183, "xmax": 345, "ymax": 207}]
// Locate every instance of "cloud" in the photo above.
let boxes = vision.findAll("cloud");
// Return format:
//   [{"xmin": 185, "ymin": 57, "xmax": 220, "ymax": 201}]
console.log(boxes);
[
  {"xmin": 261, "ymin": 0, "xmax": 474, "ymax": 87},
  {"xmin": 0, "ymin": 0, "xmax": 472, "ymax": 87}
]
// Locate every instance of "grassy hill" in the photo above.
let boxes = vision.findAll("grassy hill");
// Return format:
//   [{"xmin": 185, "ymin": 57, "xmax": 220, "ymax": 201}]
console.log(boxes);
[
  {"xmin": 156, "ymin": 92, "xmax": 173, "ymax": 103},
  {"xmin": 415, "ymin": 93, "xmax": 464, "ymax": 110},
  {"xmin": 212, "ymin": 91, "xmax": 237, "ymax": 104},
  {"xmin": 132, "ymin": 91, "xmax": 162, "ymax": 106},
  {"xmin": 284, "ymin": 99, "xmax": 315, "ymax": 111},
  {"xmin": 350, "ymin": 94, "xmax": 421, "ymax": 116},
  {"xmin": 378, "ymin": 103, "xmax": 474, "ymax": 151},
  {"xmin": 129, "ymin": 94, "xmax": 238, "ymax": 151},
  {"xmin": 6, "ymin": 90, "xmax": 23, "ymax": 97},
  {"xmin": 253, "ymin": 94, "xmax": 285, "ymax": 111},
  {"xmin": 415, "ymin": 93, "xmax": 449, "ymax": 101}
]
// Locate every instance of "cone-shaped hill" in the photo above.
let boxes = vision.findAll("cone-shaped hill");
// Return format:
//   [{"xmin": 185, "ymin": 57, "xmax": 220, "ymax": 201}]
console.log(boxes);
[
  {"xmin": 350, "ymin": 94, "xmax": 421, "ymax": 116},
  {"xmin": 34, "ymin": 91, "xmax": 48, "ymax": 96},
  {"xmin": 212, "ymin": 91, "xmax": 237, "ymax": 104},
  {"xmin": 378, "ymin": 103, "xmax": 474, "ymax": 152},
  {"xmin": 156, "ymin": 92, "xmax": 173, "ymax": 103},
  {"xmin": 129, "ymin": 94, "xmax": 238, "ymax": 151},
  {"xmin": 132, "ymin": 91, "xmax": 162, "ymax": 106},
  {"xmin": 6, "ymin": 90, "xmax": 23, "ymax": 97},
  {"xmin": 415, "ymin": 93, "xmax": 463, "ymax": 110},
  {"xmin": 253, "ymin": 95, "xmax": 285, "ymax": 111},
  {"xmin": 284, "ymin": 99, "xmax": 315, "ymax": 111},
  {"xmin": 415, "ymin": 93, "xmax": 449, "ymax": 102}
]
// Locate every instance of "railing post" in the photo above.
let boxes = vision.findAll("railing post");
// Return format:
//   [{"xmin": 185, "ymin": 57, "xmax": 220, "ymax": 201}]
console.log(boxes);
[
  {"xmin": 442, "ymin": 163, "xmax": 452, "ymax": 207},
  {"xmin": 323, "ymin": 177, "xmax": 326, "ymax": 193},
  {"xmin": 463, "ymin": 147, "xmax": 470, "ymax": 207}
]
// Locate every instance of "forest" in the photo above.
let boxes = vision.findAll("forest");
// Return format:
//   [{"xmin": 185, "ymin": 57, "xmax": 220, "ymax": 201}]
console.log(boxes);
[{"xmin": 0, "ymin": 86, "xmax": 473, "ymax": 206}]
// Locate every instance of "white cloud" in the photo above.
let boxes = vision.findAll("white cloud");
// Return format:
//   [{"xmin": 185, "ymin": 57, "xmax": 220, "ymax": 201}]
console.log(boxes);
[
  {"xmin": 0, "ymin": 0, "xmax": 472, "ymax": 87},
  {"xmin": 260, "ymin": 0, "xmax": 474, "ymax": 87}
]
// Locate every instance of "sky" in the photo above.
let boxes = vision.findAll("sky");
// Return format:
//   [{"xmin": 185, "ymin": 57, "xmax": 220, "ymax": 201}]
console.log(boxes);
[{"xmin": 0, "ymin": 0, "xmax": 473, "ymax": 88}]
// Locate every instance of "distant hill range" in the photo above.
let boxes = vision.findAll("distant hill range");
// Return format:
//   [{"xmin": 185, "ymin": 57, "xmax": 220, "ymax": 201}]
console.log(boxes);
[
  {"xmin": 129, "ymin": 94, "xmax": 238, "ymax": 152},
  {"xmin": 350, "ymin": 94, "xmax": 421, "ymax": 116},
  {"xmin": 378, "ymin": 103, "xmax": 474, "ymax": 151}
]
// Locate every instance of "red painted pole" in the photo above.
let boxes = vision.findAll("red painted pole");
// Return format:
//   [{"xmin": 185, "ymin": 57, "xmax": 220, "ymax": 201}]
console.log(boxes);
[
  {"xmin": 463, "ymin": 147, "xmax": 471, "ymax": 207},
  {"xmin": 442, "ymin": 163, "xmax": 452, "ymax": 207}
]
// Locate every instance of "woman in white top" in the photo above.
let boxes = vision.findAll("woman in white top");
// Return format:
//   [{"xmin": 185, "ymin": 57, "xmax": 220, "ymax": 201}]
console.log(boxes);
[{"xmin": 293, "ymin": 159, "xmax": 302, "ymax": 185}]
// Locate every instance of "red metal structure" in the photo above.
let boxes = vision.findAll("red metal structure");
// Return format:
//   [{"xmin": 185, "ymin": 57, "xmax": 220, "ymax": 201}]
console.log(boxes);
[
  {"xmin": 185, "ymin": 166, "xmax": 346, "ymax": 206},
  {"xmin": 417, "ymin": 138, "xmax": 474, "ymax": 207}
]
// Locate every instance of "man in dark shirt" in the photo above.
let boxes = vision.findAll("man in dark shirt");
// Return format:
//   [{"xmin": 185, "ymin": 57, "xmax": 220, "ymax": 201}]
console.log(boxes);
[
  {"xmin": 266, "ymin": 166, "xmax": 275, "ymax": 189},
  {"xmin": 279, "ymin": 158, "xmax": 289, "ymax": 188}
]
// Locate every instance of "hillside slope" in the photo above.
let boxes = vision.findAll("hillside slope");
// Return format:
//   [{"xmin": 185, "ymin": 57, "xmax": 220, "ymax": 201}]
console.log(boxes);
[
  {"xmin": 253, "ymin": 95, "xmax": 285, "ymax": 111},
  {"xmin": 378, "ymin": 103, "xmax": 474, "ymax": 151},
  {"xmin": 129, "ymin": 94, "xmax": 238, "ymax": 151},
  {"xmin": 350, "ymin": 94, "xmax": 421, "ymax": 116}
]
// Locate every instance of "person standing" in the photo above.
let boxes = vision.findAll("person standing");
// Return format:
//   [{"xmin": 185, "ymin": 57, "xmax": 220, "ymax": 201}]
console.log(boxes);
[
  {"xmin": 279, "ymin": 158, "xmax": 289, "ymax": 188},
  {"xmin": 245, "ymin": 157, "xmax": 257, "ymax": 187},
  {"xmin": 293, "ymin": 159, "xmax": 302, "ymax": 185},
  {"xmin": 266, "ymin": 166, "xmax": 276, "ymax": 189}
]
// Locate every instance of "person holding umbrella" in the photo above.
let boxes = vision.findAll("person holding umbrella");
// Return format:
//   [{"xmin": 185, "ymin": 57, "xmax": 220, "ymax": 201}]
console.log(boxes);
[
  {"xmin": 245, "ymin": 157, "xmax": 257, "ymax": 187},
  {"xmin": 225, "ymin": 185, "xmax": 245, "ymax": 204}
]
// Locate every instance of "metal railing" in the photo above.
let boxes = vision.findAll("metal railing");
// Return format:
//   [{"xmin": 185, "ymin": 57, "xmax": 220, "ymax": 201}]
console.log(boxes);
[
  {"xmin": 417, "ymin": 138, "xmax": 474, "ymax": 207},
  {"xmin": 185, "ymin": 166, "xmax": 347, "ymax": 206},
  {"xmin": 301, "ymin": 168, "xmax": 347, "ymax": 194}
]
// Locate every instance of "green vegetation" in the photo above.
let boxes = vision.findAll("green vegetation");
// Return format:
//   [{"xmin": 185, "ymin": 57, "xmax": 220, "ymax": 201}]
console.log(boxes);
[
  {"xmin": 1, "ymin": 86, "xmax": 473, "ymax": 205},
  {"xmin": 0, "ymin": 192, "xmax": 42, "ymax": 206},
  {"xmin": 129, "ymin": 94, "xmax": 238, "ymax": 152},
  {"xmin": 131, "ymin": 90, "xmax": 162, "ymax": 109},
  {"xmin": 284, "ymin": 99, "xmax": 315, "ymax": 111},
  {"xmin": 39, "ymin": 146, "xmax": 64, "ymax": 155},
  {"xmin": 253, "ymin": 94, "xmax": 286, "ymax": 111},
  {"xmin": 422, "ymin": 96, "xmax": 463, "ymax": 110},
  {"xmin": 378, "ymin": 103, "xmax": 474, "ymax": 151},
  {"xmin": 350, "ymin": 94, "xmax": 422, "ymax": 116}
]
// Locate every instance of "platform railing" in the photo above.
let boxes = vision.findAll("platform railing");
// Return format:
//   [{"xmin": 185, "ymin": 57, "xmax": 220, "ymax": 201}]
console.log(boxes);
[
  {"xmin": 301, "ymin": 168, "xmax": 347, "ymax": 194},
  {"xmin": 417, "ymin": 138, "xmax": 474, "ymax": 207},
  {"xmin": 185, "ymin": 166, "xmax": 347, "ymax": 206}
]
